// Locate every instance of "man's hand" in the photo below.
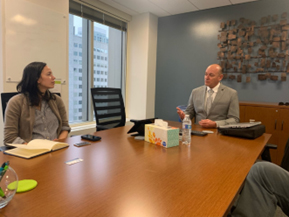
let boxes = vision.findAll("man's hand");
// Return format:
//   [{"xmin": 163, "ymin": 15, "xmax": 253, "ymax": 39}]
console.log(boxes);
[
  {"xmin": 176, "ymin": 107, "xmax": 185, "ymax": 120},
  {"xmin": 199, "ymin": 119, "xmax": 217, "ymax": 128}
]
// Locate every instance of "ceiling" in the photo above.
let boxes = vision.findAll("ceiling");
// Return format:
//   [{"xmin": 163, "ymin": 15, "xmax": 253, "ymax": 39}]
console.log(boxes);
[{"xmin": 96, "ymin": 0, "xmax": 259, "ymax": 17}]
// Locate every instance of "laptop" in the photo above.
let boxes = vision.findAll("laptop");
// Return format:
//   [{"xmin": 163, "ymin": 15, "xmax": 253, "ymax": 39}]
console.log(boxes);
[{"xmin": 218, "ymin": 121, "xmax": 262, "ymax": 129}]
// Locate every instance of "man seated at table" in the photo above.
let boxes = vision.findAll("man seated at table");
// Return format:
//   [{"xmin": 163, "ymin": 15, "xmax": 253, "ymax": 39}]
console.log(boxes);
[
  {"xmin": 176, "ymin": 64, "xmax": 239, "ymax": 128},
  {"xmin": 231, "ymin": 161, "xmax": 289, "ymax": 217}
]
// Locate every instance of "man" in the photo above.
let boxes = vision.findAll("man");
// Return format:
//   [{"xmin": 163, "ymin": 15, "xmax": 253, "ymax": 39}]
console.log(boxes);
[
  {"xmin": 231, "ymin": 161, "xmax": 289, "ymax": 217},
  {"xmin": 176, "ymin": 64, "xmax": 239, "ymax": 128}
]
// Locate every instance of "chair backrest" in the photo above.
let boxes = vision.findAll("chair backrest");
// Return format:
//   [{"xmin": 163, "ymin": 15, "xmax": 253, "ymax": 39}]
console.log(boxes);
[
  {"xmin": 91, "ymin": 87, "xmax": 126, "ymax": 131},
  {"xmin": 1, "ymin": 92, "xmax": 19, "ymax": 121}
]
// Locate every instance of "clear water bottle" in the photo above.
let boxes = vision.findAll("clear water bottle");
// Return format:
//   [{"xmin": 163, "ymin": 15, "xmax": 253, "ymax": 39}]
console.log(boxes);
[{"xmin": 182, "ymin": 114, "xmax": 191, "ymax": 145}]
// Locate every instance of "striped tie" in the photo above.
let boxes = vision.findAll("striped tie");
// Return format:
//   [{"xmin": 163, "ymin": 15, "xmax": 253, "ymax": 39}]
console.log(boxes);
[{"xmin": 206, "ymin": 89, "xmax": 214, "ymax": 115}]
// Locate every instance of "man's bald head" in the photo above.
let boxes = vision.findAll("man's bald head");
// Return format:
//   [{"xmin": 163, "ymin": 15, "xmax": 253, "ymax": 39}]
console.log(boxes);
[
  {"xmin": 204, "ymin": 64, "xmax": 223, "ymax": 88},
  {"xmin": 206, "ymin": 64, "xmax": 223, "ymax": 75}
]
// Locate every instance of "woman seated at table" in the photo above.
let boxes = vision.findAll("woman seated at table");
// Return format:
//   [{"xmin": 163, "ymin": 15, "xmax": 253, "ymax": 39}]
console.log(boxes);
[{"xmin": 4, "ymin": 62, "xmax": 70, "ymax": 144}]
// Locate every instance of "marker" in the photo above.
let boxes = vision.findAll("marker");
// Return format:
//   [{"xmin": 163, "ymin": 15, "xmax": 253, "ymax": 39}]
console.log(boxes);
[
  {"xmin": 0, "ymin": 188, "xmax": 6, "ymax": 198},
  {"xmin": 0, "ymin": 161, "xmax": 9, "ymax": 198},
  {"xmin": 0, "ymin": 161, "xmax": 9, "ymax": 181}
]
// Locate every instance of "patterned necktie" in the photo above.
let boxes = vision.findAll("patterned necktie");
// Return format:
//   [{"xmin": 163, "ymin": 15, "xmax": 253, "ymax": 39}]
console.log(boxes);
[{"xmin": 206, "ymin": 89, "xmax": 214, "ymax": 115}]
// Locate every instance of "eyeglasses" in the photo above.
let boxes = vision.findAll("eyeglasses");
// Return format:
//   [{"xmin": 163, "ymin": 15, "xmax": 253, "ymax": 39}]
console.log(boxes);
[{"xmin": 278, "ymin": 102, "xmax": 289, "ymax": 106}]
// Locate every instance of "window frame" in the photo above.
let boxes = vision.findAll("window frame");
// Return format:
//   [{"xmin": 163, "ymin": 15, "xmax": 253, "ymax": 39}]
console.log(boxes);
[{"xmin": 68, "ymin": 13, "xmax": 127, "ymax": 124}]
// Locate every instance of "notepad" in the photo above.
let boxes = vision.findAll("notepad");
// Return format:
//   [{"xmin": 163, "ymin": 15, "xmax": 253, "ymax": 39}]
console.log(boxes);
[{"xmin": 4, "ymin": 139, "xmax": 69, "ymax": 159}]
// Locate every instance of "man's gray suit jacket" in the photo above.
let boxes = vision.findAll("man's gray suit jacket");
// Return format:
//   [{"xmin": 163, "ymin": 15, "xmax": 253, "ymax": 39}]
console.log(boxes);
[{"xmin": 184, "ymin": 83, "xmax": 239, "ymax": 126}]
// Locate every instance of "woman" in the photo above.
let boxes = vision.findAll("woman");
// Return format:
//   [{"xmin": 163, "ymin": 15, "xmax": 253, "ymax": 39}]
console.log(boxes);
[{"xmin": 4, "ymin": 62, "xmax": 70, "ymax": 144}]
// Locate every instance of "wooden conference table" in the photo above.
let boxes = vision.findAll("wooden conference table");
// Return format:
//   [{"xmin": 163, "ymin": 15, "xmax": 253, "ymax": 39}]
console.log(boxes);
[{"xmin": 0, "ymin": 121, "xmax": 271, "ymax": 217}]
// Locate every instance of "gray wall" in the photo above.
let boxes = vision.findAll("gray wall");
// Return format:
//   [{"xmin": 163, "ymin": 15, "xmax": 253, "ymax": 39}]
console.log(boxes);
[{"xmin": 155, "ymin": 0, "xmax": 289, "ymax": 121}]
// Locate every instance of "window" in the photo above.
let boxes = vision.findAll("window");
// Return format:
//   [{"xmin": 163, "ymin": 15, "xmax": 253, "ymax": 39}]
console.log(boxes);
[{"xmin": 68, "ymin": 10, "xmax": 126, "ymax": 124}]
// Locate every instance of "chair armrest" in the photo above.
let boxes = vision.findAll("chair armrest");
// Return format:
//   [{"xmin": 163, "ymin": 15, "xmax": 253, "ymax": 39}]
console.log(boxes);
[
  {"xmin": 265, "ymin": 143, "xmax": 277, "ymax": 149},
  {"xmin": 261, "ymin": 143, "xmax": 277, "ymax": 162}
]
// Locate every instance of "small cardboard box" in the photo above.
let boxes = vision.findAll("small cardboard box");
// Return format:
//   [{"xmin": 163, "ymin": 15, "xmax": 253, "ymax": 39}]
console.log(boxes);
[{"xmin": 145, "ymin": 124, "xmax": 179, "ymax": 148}]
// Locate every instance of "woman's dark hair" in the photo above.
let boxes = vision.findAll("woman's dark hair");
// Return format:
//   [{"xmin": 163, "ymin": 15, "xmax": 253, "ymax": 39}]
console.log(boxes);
[{"xmin": 17, "ymin": 62, "xmax": 55, "ymax": 106}]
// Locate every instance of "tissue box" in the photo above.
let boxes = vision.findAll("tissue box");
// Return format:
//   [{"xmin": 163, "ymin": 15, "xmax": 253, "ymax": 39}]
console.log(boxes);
[{"xmin": 145, "ymin": 124, "xmax": 179, "ymax": 148}]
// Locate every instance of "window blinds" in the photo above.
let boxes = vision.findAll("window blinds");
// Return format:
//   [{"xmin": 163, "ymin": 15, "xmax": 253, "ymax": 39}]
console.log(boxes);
[{"xmin": 69, "ymin": 1, "xmax": 127, "ymax": 31}]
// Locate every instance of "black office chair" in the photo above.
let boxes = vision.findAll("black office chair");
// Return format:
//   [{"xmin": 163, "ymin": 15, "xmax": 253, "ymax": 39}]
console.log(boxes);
[
  {"xmin": 91, "ymin": 87, "xmax": 126, "ymax": 131},
  {"xmin": 1, "ymin": 92, "xmax": 19, "ymax": 122},
  {"xmin": 0, "ymin": 92, "xmax": 19, "ymax": 152},
  {"xmin": 280, "ymin": 139, "xmax": 289, "ymax": 171}
]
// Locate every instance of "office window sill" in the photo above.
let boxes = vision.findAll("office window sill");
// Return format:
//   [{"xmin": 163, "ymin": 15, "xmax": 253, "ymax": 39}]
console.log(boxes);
[
  {"xmin": 70, "ymin": 121, "xmax": 96, "ymax": 136},
  {"xmin": 70, "ymin": 119, "xmax": 133, "ymax": 136}
]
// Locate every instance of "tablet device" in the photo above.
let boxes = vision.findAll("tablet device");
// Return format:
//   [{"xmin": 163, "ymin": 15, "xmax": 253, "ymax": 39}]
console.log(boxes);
[{"xmin": 127, "ymin": 118, "xmax": 157, "ymax": 136}]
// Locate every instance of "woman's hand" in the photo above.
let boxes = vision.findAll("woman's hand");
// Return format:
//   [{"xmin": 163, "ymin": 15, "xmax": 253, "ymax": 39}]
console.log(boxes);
[{"xmin": 57, "ymin": 131, "xmax": 69, "ymax": 140}]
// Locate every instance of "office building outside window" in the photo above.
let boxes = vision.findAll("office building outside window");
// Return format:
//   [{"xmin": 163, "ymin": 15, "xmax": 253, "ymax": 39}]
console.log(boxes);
[{"xmin": 68, "ymin": 14, "xmax": 126, "ymax": 123}]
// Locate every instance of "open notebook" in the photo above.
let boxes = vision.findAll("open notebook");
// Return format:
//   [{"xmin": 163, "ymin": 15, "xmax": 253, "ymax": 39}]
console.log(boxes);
[{"xmin": 4, "ymin": 139, "xmax": 69, "ymax": 159}]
